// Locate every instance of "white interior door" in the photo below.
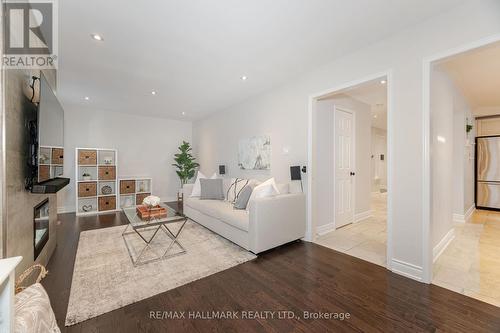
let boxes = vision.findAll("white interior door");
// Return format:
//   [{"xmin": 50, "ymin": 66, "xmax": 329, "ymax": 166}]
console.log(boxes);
[{"xmin": 334, "ymin": 107, "xmax": 355, "ymax": 228}]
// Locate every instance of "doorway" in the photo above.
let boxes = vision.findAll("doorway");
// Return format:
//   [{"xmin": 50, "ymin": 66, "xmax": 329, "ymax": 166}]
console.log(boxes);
[
  {"xmin": 310, "ymin": 74, "xmax": 391, "ymax": 267},
  {"xmin": 427, "ymin": 39, "xmax": 500, "ymax": 307}
]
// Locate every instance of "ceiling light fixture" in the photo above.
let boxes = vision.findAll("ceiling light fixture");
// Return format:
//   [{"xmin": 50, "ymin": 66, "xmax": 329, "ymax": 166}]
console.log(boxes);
[
  {"xmin": 84, "ymin": 96, "xmax": 90, "ymax": 100},
  {"xmin": 240, "ymin": 75, "xmax": 248, "ymax": 81},
  {"xmin": 91, "ymin": 34, "xmax": 104, "ymax": 41},
  {"xmin": 380, "ymin": 79, "xmax": 387, "ymax": 85},
  {"xmin": 151, "ymin": 91, "xmax": 156, "ymax": 95},
  {"xmin": 182, "ymin": 112, "xmax": 186, "ymax": 116}
]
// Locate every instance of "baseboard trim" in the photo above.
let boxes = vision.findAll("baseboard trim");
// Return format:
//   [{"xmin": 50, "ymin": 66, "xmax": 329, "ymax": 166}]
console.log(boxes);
[
  {"xmin": 316, "ymin": 223, "xmax": 335, "ymax": 236},
  {"xmin": 391, "ymin": 259, "xmax": 423, "ymax": 282},
  {"xmin": 452, "ymin": 204, "xmax": 475, "ymax": 223},
  {"xmin": 433, "ymin": 228, "xmax": 455, "ymax": 263},
  {"xmin": 354, "ymin": 210, "xmax": 372, "ymax": 223},
  {"xmin": 465, "ymin": 204, "xmax": 475, "ymax": 222},
  {"xmin": 452, "ymin": 213, "xmax": 465, "ymax": 223}
]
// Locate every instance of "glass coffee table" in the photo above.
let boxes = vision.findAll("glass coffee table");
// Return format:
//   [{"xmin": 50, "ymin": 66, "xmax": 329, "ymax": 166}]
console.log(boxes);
[{"xmin": 122, "ymin": 203, "xmax": 188, "ymax": 266}]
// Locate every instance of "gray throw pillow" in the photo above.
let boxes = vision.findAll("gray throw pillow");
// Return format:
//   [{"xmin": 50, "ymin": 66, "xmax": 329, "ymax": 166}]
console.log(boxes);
[
  {"xmin": 233, "ymin": 185, "xmax": 253, "ymax": 209},
  {"xmin": 200, "ymin": 178, "xmax": 224, "ymax": 200}
]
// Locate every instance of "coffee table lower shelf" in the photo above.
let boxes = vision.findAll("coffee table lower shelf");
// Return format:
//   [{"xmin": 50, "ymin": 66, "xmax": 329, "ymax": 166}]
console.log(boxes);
[{"xmin": 122, "ymin": 217, "xmax": 188, "ymax": 266}]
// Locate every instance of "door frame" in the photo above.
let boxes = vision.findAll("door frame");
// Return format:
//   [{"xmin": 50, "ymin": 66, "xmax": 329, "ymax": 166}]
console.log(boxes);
[
  {"xmin": 422, "ymin": 34, "xmax": 500, "ymax": 283},
  {"xmin": 306, "ymin": 69, "xmax": 394, "ymax": 269},
  {"xmin": 333, "ymin": 106, "xmax": 356, "ymax": 229}
]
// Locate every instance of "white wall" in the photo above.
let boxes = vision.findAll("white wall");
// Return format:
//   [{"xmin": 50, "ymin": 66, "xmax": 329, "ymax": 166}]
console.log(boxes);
[
  {"xmin": 431, "ymin": 66, "xmax": 474, "ymax": 248},
  {"xmin": 313, "ymin": 95, "xmax": 372, "ymax": 229},
  {"xmin": 58, "ymin": 106, "xmax": 192, "ymax": 212},
  {"xmin": 452, "ymin": 84, "xmax": 475, "ymax": 217},
  {"xmin": 430, "ymin": 68, "xmax": 455, "ymax": 248},
  {"xmin": 193, "ymin": 1, "xmax": 500, "ymax": 281},
  {"xmin": 371, "ymin": 127, "xmax": 387, "ymax": 192}
]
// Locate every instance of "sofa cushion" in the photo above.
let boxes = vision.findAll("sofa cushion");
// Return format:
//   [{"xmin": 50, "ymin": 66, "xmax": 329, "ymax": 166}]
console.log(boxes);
[
  {"xmin": 191, "ymin": 171, "xmax": 217, "ymax": 197},
  {"xmin": 200, "ymin": 178, "xmax": 224, "ymax": 200},
  {"xmin": 233, "ymin": 185, "xmax": 253, "ymax": 210},
  {"xmin": 185, "ymin": 197, "xmax": 249, "ymax": 232},
  {"xmin": 15, "ymin": 283, "xmax": 61, "ymax": 333}
]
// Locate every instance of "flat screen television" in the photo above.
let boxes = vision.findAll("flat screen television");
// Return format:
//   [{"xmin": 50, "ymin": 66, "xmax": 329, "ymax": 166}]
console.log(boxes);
[{"xmin": 24, "ymin": 74, "xmax": 69, "ymax": 193}]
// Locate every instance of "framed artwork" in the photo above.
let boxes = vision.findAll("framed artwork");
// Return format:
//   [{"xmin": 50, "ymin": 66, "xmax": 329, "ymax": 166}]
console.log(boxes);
[{"xmin": 238, "ymin": 135, "xmax": 271, "ymax": 170}]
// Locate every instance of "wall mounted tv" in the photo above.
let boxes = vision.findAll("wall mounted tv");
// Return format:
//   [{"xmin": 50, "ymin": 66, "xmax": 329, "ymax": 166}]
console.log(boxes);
[{"xmin": 24, "ymin": 74, "xmax": 69, "ymax": 193}]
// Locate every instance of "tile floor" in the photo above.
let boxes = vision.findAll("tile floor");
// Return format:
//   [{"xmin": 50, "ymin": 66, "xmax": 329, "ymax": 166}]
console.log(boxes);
[
  {"xmin": 433, "ymin": 209, "xmax": 500, "ymax": 307},
  {"xmin": 315, "ymin": 192, "xmax": 387, "ymax": 267}
]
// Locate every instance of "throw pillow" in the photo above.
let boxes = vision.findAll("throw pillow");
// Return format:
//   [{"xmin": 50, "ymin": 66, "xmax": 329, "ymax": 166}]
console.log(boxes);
[
  {"xmin": 226, "ymin": 178, "xmax": 250, "ymax": 203},
  {"xmin": 233, "ymin": 185, "xmax": 253, "ymax": 209},
  {"xmin": 249, "ymin": 177, "xmax": 280, "ymax": 201},
  {"xmin": 200, "ymin": 178, "xmax": 224, "ymax": 200},
  {"xmin": 191, "ymin": 171, "xmax": 217, "ymax": 197}
]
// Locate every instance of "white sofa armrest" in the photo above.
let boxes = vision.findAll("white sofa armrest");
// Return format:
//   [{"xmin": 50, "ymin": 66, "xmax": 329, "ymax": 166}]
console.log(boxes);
[
  {"xmin": 248, "ymin": 193, "xmax": 306, "ymax": 253},
  {"xmin": 183, "ymin": 184, "xmax": 194, "ymax": 197}
]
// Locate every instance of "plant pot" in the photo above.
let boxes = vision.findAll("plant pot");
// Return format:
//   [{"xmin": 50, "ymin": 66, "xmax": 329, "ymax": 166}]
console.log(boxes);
[{"xmin": 83, "ymin": 176, "xmax": 91, "ymax": 181}]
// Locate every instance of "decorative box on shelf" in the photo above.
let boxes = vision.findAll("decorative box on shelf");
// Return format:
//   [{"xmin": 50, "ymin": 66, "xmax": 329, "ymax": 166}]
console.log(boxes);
[{"xmin": 136, "ymin": 205, "xmax": 167, "ymax": 220}]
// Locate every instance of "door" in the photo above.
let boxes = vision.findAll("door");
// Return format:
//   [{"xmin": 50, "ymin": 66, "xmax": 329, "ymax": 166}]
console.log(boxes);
[{"xmin": 334, "ymin": 107, "xmax": 355, "ymax": 228}]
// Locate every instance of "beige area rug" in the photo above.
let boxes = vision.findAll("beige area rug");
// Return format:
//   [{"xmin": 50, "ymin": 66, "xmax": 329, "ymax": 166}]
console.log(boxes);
[{"xmin": 65, "ymin": 220, "xmax": 256, "ymax": 326}]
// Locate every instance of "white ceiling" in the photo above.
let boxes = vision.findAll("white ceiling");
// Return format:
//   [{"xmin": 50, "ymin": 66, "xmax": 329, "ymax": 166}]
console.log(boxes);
[
  {"xmin": 442, "ymin": 42, "xmax": 500, "ymax": 115},
  {"xmin": 58, "ymin": 0, "xmax": 463, "ymax": 120},
  {"xmin": 344, "ymin": 79, "xmax": 387, "ymax": 130}
]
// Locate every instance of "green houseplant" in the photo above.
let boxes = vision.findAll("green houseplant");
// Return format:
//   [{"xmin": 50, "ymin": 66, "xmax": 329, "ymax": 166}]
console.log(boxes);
[{"xmin": 172, "ymin": 141, "xmax": 199, "ymax": 187}]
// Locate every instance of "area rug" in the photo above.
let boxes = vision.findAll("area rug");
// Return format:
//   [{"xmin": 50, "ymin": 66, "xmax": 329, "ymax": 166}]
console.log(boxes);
[{"xmin": 65, "ymin": 220, "xmax": 256, "ymax": 326}]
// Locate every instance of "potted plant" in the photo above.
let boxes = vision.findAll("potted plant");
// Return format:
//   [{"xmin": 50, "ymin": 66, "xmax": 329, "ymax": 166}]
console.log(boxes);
[
  {"xmin": 172, "ymin": 141, "xmax": 199, "ymax": 201},
  {"xmin": 82, "ymin": 172, "xmax": 92, "ymax": 181}
]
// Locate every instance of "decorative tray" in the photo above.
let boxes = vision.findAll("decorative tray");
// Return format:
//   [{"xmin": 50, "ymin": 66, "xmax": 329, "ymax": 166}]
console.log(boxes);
[{"xmin": 136, "ymin": 205, "xmax": 167, "ymax": 220}]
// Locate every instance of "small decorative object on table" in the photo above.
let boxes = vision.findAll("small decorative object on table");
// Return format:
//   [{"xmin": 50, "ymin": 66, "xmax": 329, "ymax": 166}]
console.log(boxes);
[
  {"xmin": 137, "ymin": 195, "xmax": 167, "ymax": 220},
  {"xmin": 103, "ymin": 157, "xmax": 113, "ymax": 165},
  {"xmin": 82, "ymin": 172, "xmax": 92, "ymax": 181}
]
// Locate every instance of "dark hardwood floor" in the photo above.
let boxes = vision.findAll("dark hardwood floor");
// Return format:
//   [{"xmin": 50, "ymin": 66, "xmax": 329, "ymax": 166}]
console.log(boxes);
[{"xmin": 42, "ymin": 208, "xmax": 500, "ymax": 333}]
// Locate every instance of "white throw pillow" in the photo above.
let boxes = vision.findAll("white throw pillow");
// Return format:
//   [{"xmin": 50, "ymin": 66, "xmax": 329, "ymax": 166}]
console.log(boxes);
[
  {"xmin": 191, "ymin": 172, "xmax": 217, "ymax": 197},
  {"xmin": 249, "ymin": 178, "xmax": 280, "ymax": 201}
]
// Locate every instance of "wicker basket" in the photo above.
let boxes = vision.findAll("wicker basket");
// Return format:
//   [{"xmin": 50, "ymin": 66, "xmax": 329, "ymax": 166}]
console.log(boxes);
[{"xmin": 15, "ymin": 264, "xmax": 48, "ymax": 294}]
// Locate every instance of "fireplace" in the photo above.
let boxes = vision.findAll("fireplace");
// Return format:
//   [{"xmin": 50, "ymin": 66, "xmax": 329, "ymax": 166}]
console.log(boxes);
[{"xmin": 34, "ymin": 198, "xmax": 49, "ymax": 259}]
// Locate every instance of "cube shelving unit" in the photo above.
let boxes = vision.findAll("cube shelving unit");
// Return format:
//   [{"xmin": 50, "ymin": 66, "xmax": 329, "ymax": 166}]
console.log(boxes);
[
  {"xmin": 118, "ymin": 178, "xmax": 153, "ymax": 209},
  {"xmin": 75, "ymin": 148, "xmax": 118, "ymax": 216},
  {"xmin": 38, "ymin": 146, "xmax": 64, "ymax": 182}
]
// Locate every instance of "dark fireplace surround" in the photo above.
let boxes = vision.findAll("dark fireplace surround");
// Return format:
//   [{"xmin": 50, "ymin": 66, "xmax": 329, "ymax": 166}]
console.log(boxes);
[{"xmin": 34, "ymin": 198, "xmax": 50, "ymax": 259}]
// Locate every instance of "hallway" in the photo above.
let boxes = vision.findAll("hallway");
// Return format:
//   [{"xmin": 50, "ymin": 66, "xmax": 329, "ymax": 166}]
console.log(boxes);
[
  {"xmin": 433, "ymin": 209, "xmax": 500, "ymax": 307},
  {"xmin": 316, "ymin": 192, "xmax": 387, "ymax": 267}
]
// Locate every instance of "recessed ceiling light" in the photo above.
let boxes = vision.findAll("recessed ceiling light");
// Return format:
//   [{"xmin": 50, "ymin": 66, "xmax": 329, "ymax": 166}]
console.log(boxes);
[
  {"xmin": 373, "ymin": 115, "xmax": 378, "ymax": 118},
  {"xmin": 151, "ymin": 91, "xmax": 156, "ymax": 95},
  {"xmin": 240, "ymin": 75, "xmax": 248, "ymax": 81},
  {"xmin": 182, "ymin": 112, "xmax": 186, "ymax": 116},
  {"xmin": 91, "ymin": 34, "xmax": 103, "ymax": 41},
  {"xmin": 84, "ymin": 96, "xmax": 90, "ymax": 100},
  {"xmin": 380, "ymin": 80, "xmax": 387, "ymax": 85}
]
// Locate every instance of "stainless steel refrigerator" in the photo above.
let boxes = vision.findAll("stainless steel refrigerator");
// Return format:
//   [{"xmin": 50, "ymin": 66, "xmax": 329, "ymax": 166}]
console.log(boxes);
[{"xmin": 477, "ymin": 136, "xmax": 500, "ymax": 209}]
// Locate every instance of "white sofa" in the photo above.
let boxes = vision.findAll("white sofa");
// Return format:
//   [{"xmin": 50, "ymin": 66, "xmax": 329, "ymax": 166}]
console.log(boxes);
[{"xmin": 182, "ymin": 180, "xmax": 306, "ymax": 254}]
